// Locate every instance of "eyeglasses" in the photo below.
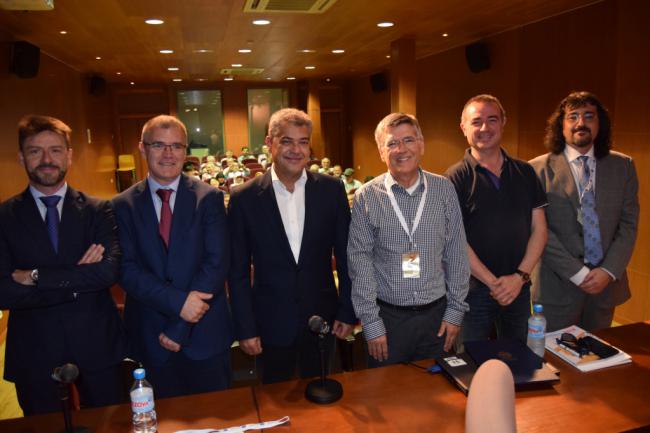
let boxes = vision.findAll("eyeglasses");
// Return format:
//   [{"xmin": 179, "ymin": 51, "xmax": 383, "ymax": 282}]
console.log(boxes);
[
  {"xmin": 556, "ymin": 333, "xmax": 590, "ymax": 357},
  {"xmin": 385, "ymin": 136, "xmax": 419, "ymax": 148},
  {"xmin": 144, "ymin": 141, "xmax": 187, "ymax": 152},
  {"xmin": 564, "ymin": 112, "xmax": 596, "ymax": 123}
]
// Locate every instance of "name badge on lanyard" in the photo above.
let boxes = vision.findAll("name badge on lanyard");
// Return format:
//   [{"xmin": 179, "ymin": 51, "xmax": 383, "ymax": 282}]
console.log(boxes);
[{"xmin": 384, "ymin": 173, "xmax": 428, "ymax": 279}]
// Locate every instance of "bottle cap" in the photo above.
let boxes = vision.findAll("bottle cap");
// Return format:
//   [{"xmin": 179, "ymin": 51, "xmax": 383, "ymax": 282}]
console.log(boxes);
[
  {"xmin": 533, "ymin": 304, "xmax": 543, "ymax": 313},
  {"xmin": 133, "ymin": 368, "xmax": 145, "ymax": 380}
]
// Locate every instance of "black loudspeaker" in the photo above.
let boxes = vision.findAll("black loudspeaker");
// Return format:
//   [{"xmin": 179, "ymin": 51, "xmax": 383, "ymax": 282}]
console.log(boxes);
[
  {"xmin": 10, "ymin": 41, "xmax": 40, "ymax": 78},
  {"xmin": 465, "ymin": 42, "xmax": 490, "ymax": 73},
  {"xmin": 89, "ymin": 75, "xmax": 107, "ymax": 96},
  {"xmin": 369, "ymin": 72, "xmax": 388, "ymax": 93}
]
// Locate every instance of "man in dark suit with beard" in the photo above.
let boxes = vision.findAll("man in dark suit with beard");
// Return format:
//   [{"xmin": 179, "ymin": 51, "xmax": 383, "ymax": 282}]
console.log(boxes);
[
  {"xmin": 228, "ymin": 108, "xmax": 355, "ymax": 383},
  {"xmin": 0, "ymin": 115, "xmax": 125, "ymax": 415}
]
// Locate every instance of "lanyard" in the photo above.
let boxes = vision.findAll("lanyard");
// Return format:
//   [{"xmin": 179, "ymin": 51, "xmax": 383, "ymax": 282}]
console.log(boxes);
[{"xmin": 384, "ymin": 172, "xmax": 428, "ymax": 248}]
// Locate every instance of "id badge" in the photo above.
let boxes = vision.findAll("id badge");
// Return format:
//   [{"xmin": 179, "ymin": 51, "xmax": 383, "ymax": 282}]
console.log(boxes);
[{"xmin": 402, "ymin": 252, "xmax": 420, "ymax": 279}]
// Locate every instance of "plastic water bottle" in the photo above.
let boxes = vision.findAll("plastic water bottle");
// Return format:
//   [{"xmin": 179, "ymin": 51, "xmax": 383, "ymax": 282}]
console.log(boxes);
[
  {"xmin": 130, "ymin": 368, "xmax": 157, "ymax": 433},
  {"xmin": 527, "ymin": 304, "xmax": 547, "ymax": 358}
]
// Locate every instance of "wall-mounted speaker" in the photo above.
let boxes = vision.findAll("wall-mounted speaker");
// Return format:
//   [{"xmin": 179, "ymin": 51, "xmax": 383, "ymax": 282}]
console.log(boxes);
[
  {"xmin": 89, "ymin": 75, "xmax": 107, "ymax": 96},
  {"xmin": 369, "ymin": 72, "xmax": 388, "ymax": 93},
  {"xmin": 10, "ymin": 41, "xmax": 40, "ymax": 78},
  {"xmin": 465, "ymin": 42, "xmax": 491, "ymax": 73}
]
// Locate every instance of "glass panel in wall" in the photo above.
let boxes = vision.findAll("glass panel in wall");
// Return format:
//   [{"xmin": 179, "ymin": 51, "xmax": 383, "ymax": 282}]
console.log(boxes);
[
  {"xmin": 247, "ymin": 88, "xmax": 288, "ymax": 153},
  {"xmin": 177, "ymin": 90, "xmax": 225, "ymax": 156}
]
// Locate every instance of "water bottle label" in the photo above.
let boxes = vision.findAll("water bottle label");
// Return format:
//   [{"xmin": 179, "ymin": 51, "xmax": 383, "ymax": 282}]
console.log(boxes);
[
  {"xmin": 130, "ymin": 389, "xmax": 154, "ymax": 414},
  {"xmin": 528, "ymin": 323, "xmax": 545, "ymax": 339}
]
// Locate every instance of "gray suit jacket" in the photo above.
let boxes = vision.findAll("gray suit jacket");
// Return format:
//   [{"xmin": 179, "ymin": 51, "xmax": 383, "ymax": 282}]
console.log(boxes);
[{"xmin": 529, "ymin": 150, "xmax": 639, "ymax": 308}]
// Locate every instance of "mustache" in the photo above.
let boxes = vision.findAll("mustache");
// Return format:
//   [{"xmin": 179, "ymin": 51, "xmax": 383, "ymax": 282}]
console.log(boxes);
[
  {"xmin": 572, "ymin": 126, "xmax": 591, "ymax": 134},
  {"xmin": 35, "ymin": 164, "xmax": 60, "ymax": 170}
]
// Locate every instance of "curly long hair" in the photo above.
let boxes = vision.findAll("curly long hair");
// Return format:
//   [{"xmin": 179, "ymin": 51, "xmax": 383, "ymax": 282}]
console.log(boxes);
[{"xmin": 544, "ymin": 91, "xmax": 611, "ymax": 159}]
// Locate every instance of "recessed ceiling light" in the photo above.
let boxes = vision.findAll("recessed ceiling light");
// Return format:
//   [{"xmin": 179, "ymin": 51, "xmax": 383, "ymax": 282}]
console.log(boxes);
[
  {"xmin": 377, "ymin": 22, "xmax": 394, "ymax": 28},
  {"xmin": 238, "ymin": 49, "xmax": 252, "ymax": 53},
  {"xmin": 194, "ymin": 49, "xmax": 213, "ymax": 53},
  {"xmin": 325, "ymin": 77, "xmax": 332, "ymax": 83},
  {"xmin": 252, "ymin": 19, "xmax": 270, "ymax": 25},
  {"xmin": 116, "ymin": 72, "xmax": 122, "ymax": 75},
  {"xmin": 286, "ymin": 76, "xmax": 296, "ymax": 80},
  {"xmin": 305, "ymin": 66, "xmax": 316, "ymax": 70},
  {"xmin": 59, "ymin": 30, "xmax": 67, "ymax": 35},
  {"xmin": 196, "ymin": 78, "xmax": 207, "ymax": 82},
  {"xmin": 442, "ymin": 33, "xmax": 449, "ymax": 37},
  {"xmin": 265, "ymin": 77, "xmax": 272, "ymax": 80},
  {"xmin": 193, "ymin": 108, "xmax": 198, "ymax": 112},
  {"xmin": 298, "ymin": 49, "xmax": 316, "ymax": 53},
  {"xmin": 168, "ymin": 67, "xmax": 179, "ymax": 71},
  {"xmin": 95, "ymin": 56, "xmax": 102, "ymax": 60},
  {"xmin": 224, "ymin": 77, "xmax": 234, "ymax": 81},
  {"xmin": 172, "ymin": 78, "xmax": 182, "ymax": 82},
  {"xmin": 231, "ymin": 64, "xmax": 242, "ymax": 68},
  {"xmin": 331, "ymin": 49, "xmax": 345, "ymax": 54},
  {"xmin": 130, "ymin": 81, "xmax": 135, "ymax": 85},
  {"xmin": 386, "ymin": 55, "xmax": 391, "ymax": 59},
  {"xmin": 160, "ymin": 49, "xmax": 174, "ymax": 54},
  {"xmin": 145, "ymin": 19, "xmax": 164, "ymax": 25}
]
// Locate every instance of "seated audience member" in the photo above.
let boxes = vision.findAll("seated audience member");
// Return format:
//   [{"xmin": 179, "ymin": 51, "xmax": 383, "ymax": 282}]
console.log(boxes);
[
  {"xmin": 309, "ymin": 163, "xmax": 320, "ymax": 173},
  {"xmin": 331, "ymin": 165, "xmax": 343, "ymax": 178},
  {"xmin": 319, "ymin": 157, "xmax": 333, "ymax": 174},
  {"xmin": 258, "ymin": 144, "xmax": 271, "ymax": 167},
  {"xmin": 0, "ymin": 115, "xmax": 126, "ymax": 415},
  {"xmin": 112, "ymin": 114, "xmax": 232, "ymax": 399},
  {"xmin": 215, "ymin": 173, "xmax": 227, "ymax": 187},
  {"xmin": 228, "ymin": 108, "xmax": 355, "ymax": 384},
  {"xmin": 343, "ymin": 168, "xmax": 362, "ymax": 194},
  {"xmin": 363, "ymin": 175, "xmax": 374, "ymax": 183},
  {"xmin": 200, "ymin": 155, "xmax": 217, "ymax": 170},
  {"xmin": 238, "ymin": 146, "xmax": 255, "ymax": 163},
  {"xmin": 220, "ymin": 149, "xmax": 235, "ymax": 165},
  {"xmin": 183, "ymin": 161, "xmax": 200, "ymax": 179}
]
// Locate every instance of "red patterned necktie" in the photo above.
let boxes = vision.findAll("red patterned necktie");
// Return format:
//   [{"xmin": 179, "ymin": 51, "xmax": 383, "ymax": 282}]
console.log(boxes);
[{"xmin": 156, "ymin": 189, "xmax": 173, "ymax": 248}]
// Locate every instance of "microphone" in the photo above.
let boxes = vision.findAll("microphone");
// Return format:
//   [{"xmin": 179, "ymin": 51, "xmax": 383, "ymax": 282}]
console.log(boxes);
[
  {"xmin": 304, "ymin": 315, "xmax": 343, "ymax": 404},
  {"xmin": 308, "ymin": 315, "xmax": 330, "ymax": 335},
  {"xmin": 52, "ymin": 363, "xmax": 91, "ymax": 433}
]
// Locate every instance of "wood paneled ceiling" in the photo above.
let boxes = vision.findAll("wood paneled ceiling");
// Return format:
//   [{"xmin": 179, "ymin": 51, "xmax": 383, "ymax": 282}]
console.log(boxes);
[{"xmin": 0, "ymin": 0, "xmax": 600, "ymax": 84}]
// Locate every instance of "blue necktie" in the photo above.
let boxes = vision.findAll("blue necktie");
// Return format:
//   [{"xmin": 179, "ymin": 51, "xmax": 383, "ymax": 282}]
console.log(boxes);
[
  {"xmin": 577, "ymin": 156, "xmax": 603, "ymax": 265},
  {"xmin": 40, "ymin": 195, "xmax": 61, "ymax": 253}
]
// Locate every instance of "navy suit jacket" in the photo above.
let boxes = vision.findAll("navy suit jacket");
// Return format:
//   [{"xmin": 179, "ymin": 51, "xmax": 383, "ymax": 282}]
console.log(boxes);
[
  {"xmin": 112, "ymin": 174, "xmax": 232, "ymax": 367},
  {"xmin": 228, "ymin": 170, "xmax": 356, "ymax": 346},
  {"xmin": 0, "ymin": 187, "xmax": 125, "ymax": 381}
]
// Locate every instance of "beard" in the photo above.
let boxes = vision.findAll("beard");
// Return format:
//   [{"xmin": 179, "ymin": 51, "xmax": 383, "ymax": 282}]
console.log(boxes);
[
  {"xmin": 570, "ymin": 127, "xmax": 593, "ymax": 148},
  {"xmin": 27, "ymin": 164, "xmax": 67, "ymax": 187}
]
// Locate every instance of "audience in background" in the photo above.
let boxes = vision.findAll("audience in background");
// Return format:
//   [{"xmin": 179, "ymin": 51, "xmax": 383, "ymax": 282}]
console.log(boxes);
[{"xmin": 343, "ymin": 168, "xmax": 362, "ymax": 194}]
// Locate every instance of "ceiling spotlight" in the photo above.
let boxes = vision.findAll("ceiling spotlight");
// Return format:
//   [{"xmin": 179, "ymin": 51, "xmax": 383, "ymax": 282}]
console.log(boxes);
[
  {"xmin": 145, "ymin": 19, "xmax": 164, "ymax": 25},
  {"xmin": 252, "ymin": 19, "xmax": 270, "ymax": 25},
  {"xmin": 305, "ymin": 66, "xmax": 316, "ymax": 70},
  {"xmin": 224, "ymin": 77, "xmax": 234, "ymax": 81},
  {"xmin": 196, "ymin": 78, "xmax": 207, "ymax": 82},
  {"xmin": 59, "ymin": 30, "xmax": 67, "ymax": 35},
  {"xmin": 238, "ymin": 49, "xmax": 252, "ymax": 53},
  {"xmin": 286, "ymin": 76, "xmax": 296, "ymax": 80},
  {"xmin": 265, "ymin": 77, "xmax": 272, "ymax": 80},
  {"xmin": 160, "ymin": 49, "xmax": 174, "ymax": 54},
  {"xmin": 231, "ymin": 63, "xmax": 243, "ymax": 67},
  {"xmin": 386, "ymin": 55, "xmax": 391, "ymax": 59},
  {"xmin": 172, "ymin": 78, "xmax": 182, "ymax": 82},
  {"xmin": 377, "ymin": 22, "xmax": 394, "ymax": 28},
  {"xmin": 331, "ymin": 49, "xmax": 345, "ymax": 54},
  {"xmin": 299, "ymin": 49, "xmax": 316, "ymax": 53},
  {"xmin": 95, "ymin": 56, "xmax": 102, "ymax": 60},
  {"xmin": 168, "ymin": 67, "xmax": 179, "ymax": 71},
  {"xmin": 442, "ymin": 33, "xmax": 449, "ymax": 37},
  {"xmin": 116, "ymin": 72, "xmax": 122, "ymax": 75},
  {"xmin": 130, "ymin": 81, "xmax": 135, "ymax": 85},
  {"xmin": 194, "ymin": 49, "xmax": 213, "ymax": 53}
]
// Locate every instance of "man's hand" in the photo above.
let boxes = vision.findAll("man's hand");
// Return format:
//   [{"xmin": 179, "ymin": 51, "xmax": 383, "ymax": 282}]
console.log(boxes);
[
  {"xmin": 490, "ymin": 274, "xmax": 524, "ymax": 306},
  {"xmin": 239, "ymin": 337, "xmax": 262, "ymax": 355},
  {"xmin": 11, "ymin": 270, "xmax": 35, "ymax": 286},
  {"xmin": 159, "ymin": 332, "xmax": 181, "ymax": 352},
  {"xmin": 368, "ymin": 335, "xmax": 388, "ymax": 362},
  {"xmin": 77, "ymin": 243, "xmax": 105, "ymax": 265},
  {"xmin": 437, "ymin": 321, "xmax": 460, "ymax": 352},
  {"xmin": 331, "ymin": 320, "xmax": 354, "ymax": 339},
  {"xmin": 180, "ymin": 291, "xmax": 213, "ymax": 323},
  {"xmin": 580, "ymin": 268, "xmax": 612, "ymax": 294}
]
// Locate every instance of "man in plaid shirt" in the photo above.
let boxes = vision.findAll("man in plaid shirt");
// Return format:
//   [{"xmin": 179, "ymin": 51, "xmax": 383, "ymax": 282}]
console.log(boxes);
[{"xmin": 348, "ymin": 113, "xmax": 470, "ymax": 367}]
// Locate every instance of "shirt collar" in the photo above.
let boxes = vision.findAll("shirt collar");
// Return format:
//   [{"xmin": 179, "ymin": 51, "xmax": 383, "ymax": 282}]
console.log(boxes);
[
  {"xmin": 271, "ymin": 165, "xmax": 307, "ymax": 191},
  {"xmin": 564, "ymin": 144, "xmax": 595, "ymax": 164},
  {"xmin": 30, "ymin": 182, "xmax": 68, "ymax": 200},
  {"xmin": 464, "ymin": 147, "xmax": 510, "ymax": 171},
  {"xmin": 385, "ymin": 169, "xmax": 422, "ymax": 195},
  {"xmin": 147, "ymin": 174, "xmax": 181, "ymax": 193}
]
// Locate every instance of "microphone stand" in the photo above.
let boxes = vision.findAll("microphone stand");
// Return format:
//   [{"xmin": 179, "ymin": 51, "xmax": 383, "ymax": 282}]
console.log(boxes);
[
  {"xmin": 53, "ymin": 364, "xmax": 92, "ymax": 433},
  {"xmin": 305, "ymin": 333, "xmax": 343, "ymax": 404}
]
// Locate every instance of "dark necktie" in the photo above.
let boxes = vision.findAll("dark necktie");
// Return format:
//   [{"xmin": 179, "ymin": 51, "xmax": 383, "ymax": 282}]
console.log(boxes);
[
  {"xmin": 577, "ymin": 155, "xmax": 603, "ymax": 265},
  {"xmin": 40, "ymin": 195, "xmax": 61, "ymax": 253},
  {"xmin": 156, "ymin": 189, "xmax": 173, "ymax": 249}
]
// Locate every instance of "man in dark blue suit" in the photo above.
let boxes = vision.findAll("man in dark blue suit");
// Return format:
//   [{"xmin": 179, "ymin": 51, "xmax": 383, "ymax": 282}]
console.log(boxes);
[
  {"xmin": 0, "ymin": 115, "xmax": 125, "ymax": 415},
  {"xmin": 112, "ymin": 115, "xmax": 232, "ymax": 398},
  {"xmin": 228, "ymin": 108, "xmax": 356, "ymax": 384}
]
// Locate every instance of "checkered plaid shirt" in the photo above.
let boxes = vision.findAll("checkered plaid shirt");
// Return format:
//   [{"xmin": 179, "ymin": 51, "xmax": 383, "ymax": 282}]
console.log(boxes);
[{"xmin": 348, "ymin": 170, "xmax": 470, "ymax": 341}]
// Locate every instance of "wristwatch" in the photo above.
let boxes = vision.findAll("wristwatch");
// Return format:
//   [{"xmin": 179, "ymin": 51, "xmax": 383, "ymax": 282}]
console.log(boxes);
[
  {"xmin": 30, "ymin": 269, "xmax": 39, "ymax": 283},
  {"xmin": 515, "ymin": 269, "xmax": 530, "ymax": 282}
]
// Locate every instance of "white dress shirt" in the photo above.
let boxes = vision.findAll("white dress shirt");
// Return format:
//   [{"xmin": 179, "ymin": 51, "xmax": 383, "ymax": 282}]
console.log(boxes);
[
  {"xmin": 271, "ymin": 166, "xmax": 307, "ymax": 263},
  {"xmin": 147, "ymin": 175, "xmax": 181, "ymax": 222},
  {"xmin": 30, "ymin": 183, "xmax": 67, "ymax": 221}
]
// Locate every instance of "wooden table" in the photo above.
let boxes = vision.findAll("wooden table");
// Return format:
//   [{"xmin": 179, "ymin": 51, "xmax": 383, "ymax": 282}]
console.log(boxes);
[{"xmin": 2, "ymin": 322, "xmax": 649, "ymax": 433}]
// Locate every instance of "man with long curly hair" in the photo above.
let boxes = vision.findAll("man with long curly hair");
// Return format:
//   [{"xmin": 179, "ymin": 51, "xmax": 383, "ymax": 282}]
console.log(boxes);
[{"xmin": 530, "ymin": 91, "xmax": 639, "ymax": 332}]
